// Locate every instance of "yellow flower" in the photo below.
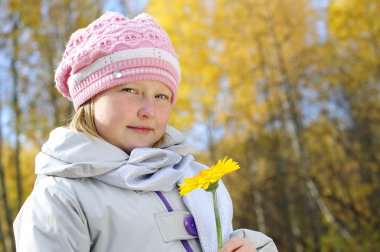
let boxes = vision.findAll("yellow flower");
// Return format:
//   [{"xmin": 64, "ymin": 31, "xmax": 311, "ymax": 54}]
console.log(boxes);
[
  {"xmin": 178, "ymin": 156, "xmax": 240, "ymax": 196},
  {"xmin": 178, "ymin": 156, "xmax": 240, "ymax": 249}
]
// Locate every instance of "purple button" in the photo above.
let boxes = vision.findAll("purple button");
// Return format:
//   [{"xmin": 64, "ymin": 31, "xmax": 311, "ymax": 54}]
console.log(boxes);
[{"xmin": 184, "ymin": 215, "xmax": 198, "ymax": 236}]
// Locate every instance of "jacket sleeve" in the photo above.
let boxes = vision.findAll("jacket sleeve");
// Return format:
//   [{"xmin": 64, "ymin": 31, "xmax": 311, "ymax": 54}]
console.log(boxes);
[
  {"xmin": 13, "ymin": 180, "xmax": 91, "ymax": 252},
  {"xmin": 230, "ymin": 229, "xmax": 278, "ymax": 252}
]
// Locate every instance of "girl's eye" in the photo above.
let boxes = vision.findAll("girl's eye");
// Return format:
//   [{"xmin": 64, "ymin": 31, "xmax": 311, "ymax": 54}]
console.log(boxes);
[
  {"xmin": 156, "ymin": 94, "xmax": 170, "ymax": 100},
  {"xmin": 122, "ymin": 88, "xmax": 137, "ymax": 94}
]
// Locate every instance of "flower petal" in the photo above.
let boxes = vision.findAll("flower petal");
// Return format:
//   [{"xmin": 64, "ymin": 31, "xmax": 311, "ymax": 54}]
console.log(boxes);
[{"xmin": 178, "ymin": 156, "xmax": 240, "ymax": 196}]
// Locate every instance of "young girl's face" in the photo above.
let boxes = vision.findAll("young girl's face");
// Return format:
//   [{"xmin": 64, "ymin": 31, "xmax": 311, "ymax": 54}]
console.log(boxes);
[{"xmin": 93, "ymin": 80, "xmax": 173, "ymax": 153}]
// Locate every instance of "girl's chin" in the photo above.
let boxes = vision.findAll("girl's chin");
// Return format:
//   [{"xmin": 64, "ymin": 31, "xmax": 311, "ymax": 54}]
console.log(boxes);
[{"xmin": 121, "ymin": 143, "xmax": 156, "ymax": 153}]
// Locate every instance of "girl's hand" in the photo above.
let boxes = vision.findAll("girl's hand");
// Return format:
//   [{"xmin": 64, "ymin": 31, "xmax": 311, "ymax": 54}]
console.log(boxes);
[{"xmin": 219, "ymin": 237, "xmax": 257, "ymax": 252}]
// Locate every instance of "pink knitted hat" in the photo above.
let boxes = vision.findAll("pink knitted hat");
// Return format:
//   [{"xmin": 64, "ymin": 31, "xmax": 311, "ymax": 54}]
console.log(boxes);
[{"xmin": 55, "ymin": 12, "xmax": 180, "ymax": 110}]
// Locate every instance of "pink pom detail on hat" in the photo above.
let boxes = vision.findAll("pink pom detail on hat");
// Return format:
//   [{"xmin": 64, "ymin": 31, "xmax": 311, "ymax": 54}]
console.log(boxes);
[{"xmin": 55, "ymin": 12, "xmax": 181, "ymax": 110}]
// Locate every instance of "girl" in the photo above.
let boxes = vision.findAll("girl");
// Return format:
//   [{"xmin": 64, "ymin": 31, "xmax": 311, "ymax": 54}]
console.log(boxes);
[{"xmin": 13, "ymin": 12, "xmax": 277, "ymax": 252}]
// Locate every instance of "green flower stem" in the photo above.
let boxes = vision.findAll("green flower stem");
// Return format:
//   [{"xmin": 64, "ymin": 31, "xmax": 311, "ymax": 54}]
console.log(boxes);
[
  {"xmin": 206, "ymin": 181, "xmax": 222, "ymax": 250},
  {"xmin": 212, "ymin": 188, "xmax": 222, "ymax": 250}
]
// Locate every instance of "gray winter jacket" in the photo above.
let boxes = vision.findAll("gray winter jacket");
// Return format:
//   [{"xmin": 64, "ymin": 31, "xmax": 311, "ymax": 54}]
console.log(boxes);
[{"xmin": 14, "ymin": 127, "xmax": 277, "ymax": 252}]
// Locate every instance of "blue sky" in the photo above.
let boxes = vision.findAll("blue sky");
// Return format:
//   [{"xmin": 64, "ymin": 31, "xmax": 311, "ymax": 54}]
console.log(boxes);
[{"xmin": 103, "ymin": 0, "xmax": 149, "ymax": 15}]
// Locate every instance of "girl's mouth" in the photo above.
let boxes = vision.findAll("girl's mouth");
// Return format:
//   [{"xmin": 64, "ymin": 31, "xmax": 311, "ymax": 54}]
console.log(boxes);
[{"xmin": 127, "ymin": 126, "xmax": 153, "ymax": 134}]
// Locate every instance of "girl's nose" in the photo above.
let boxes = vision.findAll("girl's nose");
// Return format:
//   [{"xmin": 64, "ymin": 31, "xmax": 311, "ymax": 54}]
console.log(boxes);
[{"xmin": 137, "ymin": 97, "xmax": 155, "ymax": 118}]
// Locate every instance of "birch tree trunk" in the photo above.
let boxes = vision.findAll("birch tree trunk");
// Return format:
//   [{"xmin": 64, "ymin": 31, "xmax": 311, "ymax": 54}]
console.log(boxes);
[
  {"xmin": 256, "ymin": 35, "xmax": 300, "ymax": 251},
  {"xmin": 260, "ymin": 1, "xmax": 353, "ymax": 247}
]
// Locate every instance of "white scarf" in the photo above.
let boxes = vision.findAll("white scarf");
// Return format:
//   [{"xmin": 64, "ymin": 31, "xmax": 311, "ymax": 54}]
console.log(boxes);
[{"xmin": 94, "ymin": 127, "xmax": 233, "ymax": 252}]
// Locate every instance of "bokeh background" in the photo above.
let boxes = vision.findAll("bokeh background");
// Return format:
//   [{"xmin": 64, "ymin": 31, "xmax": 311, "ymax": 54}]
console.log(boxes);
[{"xmin": 1, "ymin": 0, "xmax": 379, "ymax": 251}]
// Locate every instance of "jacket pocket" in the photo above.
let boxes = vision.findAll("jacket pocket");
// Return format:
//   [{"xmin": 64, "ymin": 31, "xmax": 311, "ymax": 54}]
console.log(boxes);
[{"xmin": 154, "ymin": 211, "xmax": 198, "ymax": 242}]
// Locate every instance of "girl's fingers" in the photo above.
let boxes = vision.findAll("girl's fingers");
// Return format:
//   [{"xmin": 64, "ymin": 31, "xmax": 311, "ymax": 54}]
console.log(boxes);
[{"xmin": 219, "ymin": 237, "xmax": 257, "ymax": 252}]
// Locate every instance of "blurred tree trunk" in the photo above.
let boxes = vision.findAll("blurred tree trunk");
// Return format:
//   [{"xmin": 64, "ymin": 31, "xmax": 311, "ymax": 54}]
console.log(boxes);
[
  {"xmin": 264, "ymin": 6, "xmax": 318, "ymax": 249},
  {"xmin": 245, "ymin": 137, "xmax": 266, "ymax": 233},
  {"xmin": 0, "ymin": 218, "xmax": 6, "ymax": 252},
  {"xmin": 0, "ymin": 78, "xmax": 14, "ymax": 252},
  {"xmin": 10, "ymin": 14, "xmax": 23, "ymax": 211},
  {"xmin": 256, "ymin": 33, "xmax": 301, "ymax": 251},
  {"xmin": 262, "ymin": 1, "xmax": 354, "ymax": 248},
  {"xmin": 205, "ymin": 111, "xmax": 218, "ymax": 163},
  {"xmin": 0, "ymin": 101, "xmax": 8, "ymax": 252}
]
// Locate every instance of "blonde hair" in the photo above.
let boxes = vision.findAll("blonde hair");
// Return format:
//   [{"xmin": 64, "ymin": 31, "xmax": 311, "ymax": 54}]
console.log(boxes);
[
  {"xmin": 69, "ymin": 99, "xmax": 167, "ymax": 148},
  {"xmin": 69, "ymin": 99, "xmax": 99, "ymax": 138}
]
